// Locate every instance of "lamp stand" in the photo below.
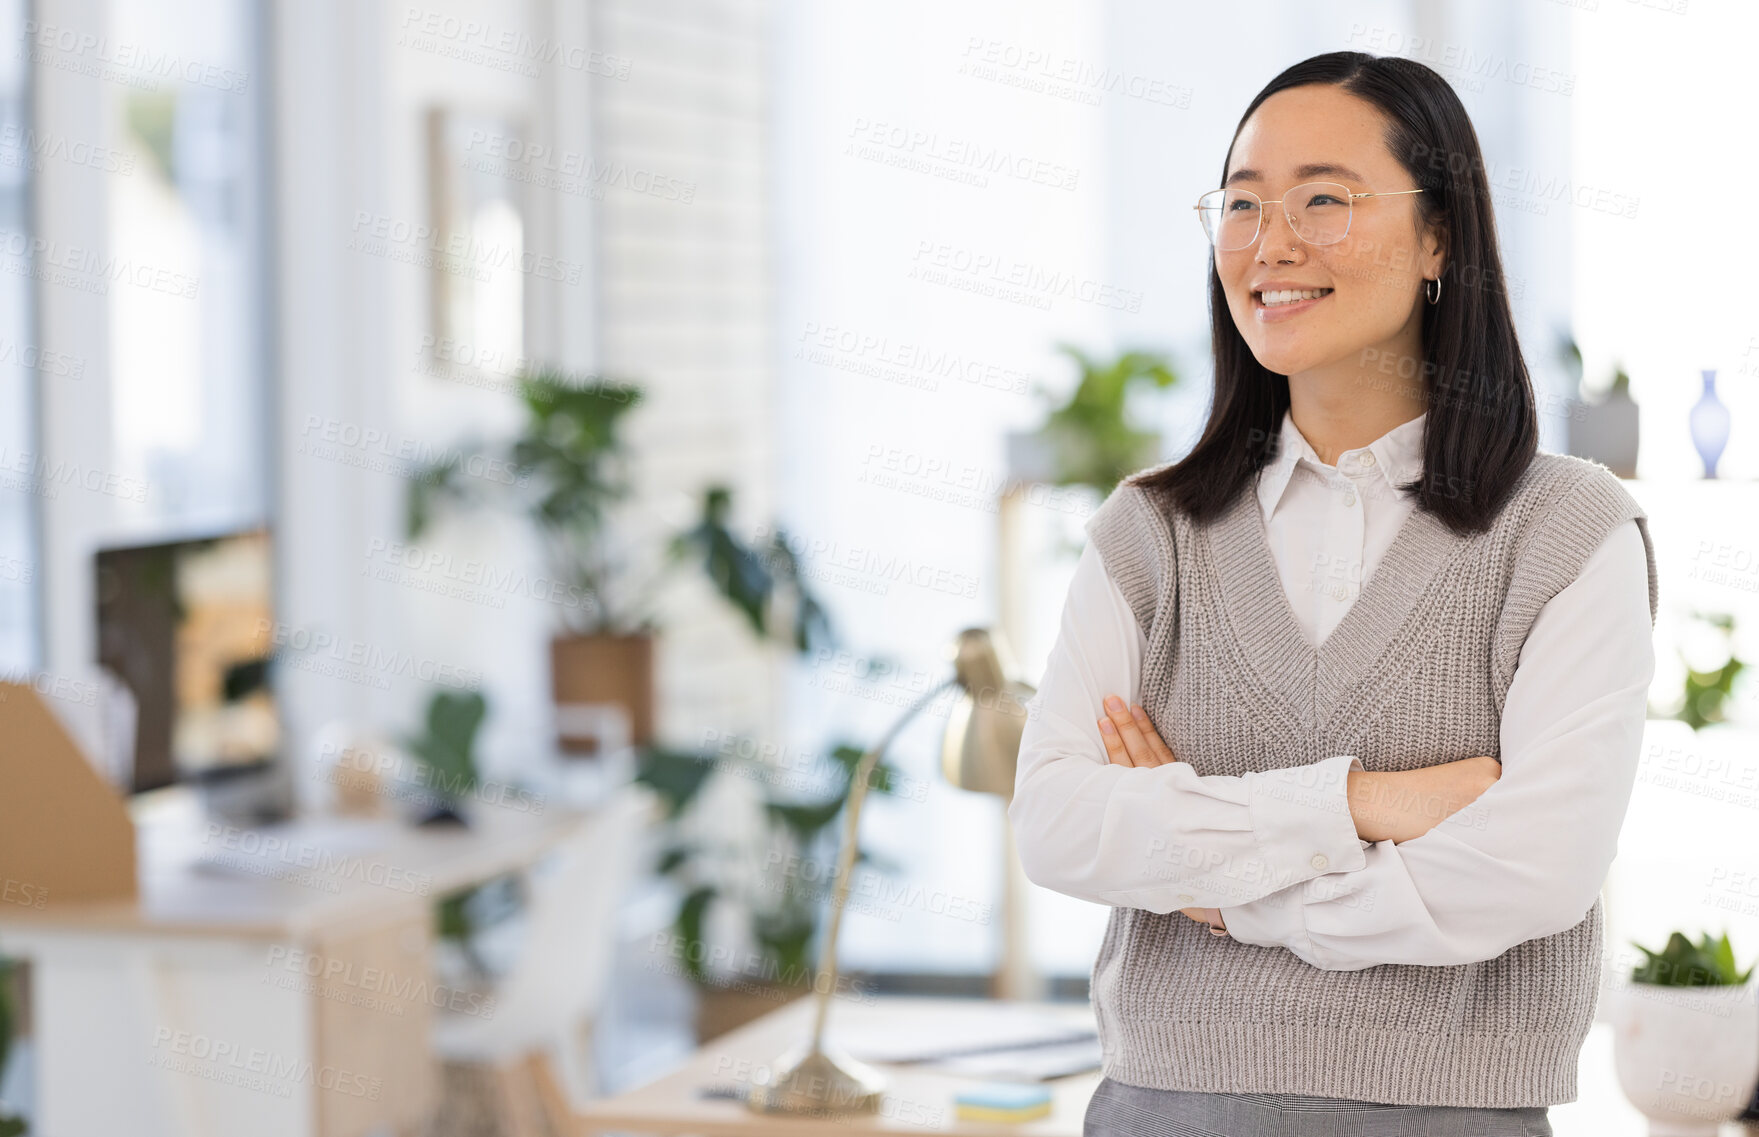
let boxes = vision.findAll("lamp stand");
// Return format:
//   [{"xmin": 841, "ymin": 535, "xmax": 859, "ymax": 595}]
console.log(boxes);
[
  {"xmin": 745, "ymin": 677, "xmax": 958, "ymax": 1115},
  {"xmin": 994, "ymin": 819, "xmax": 1044, "ymax": 1001}
]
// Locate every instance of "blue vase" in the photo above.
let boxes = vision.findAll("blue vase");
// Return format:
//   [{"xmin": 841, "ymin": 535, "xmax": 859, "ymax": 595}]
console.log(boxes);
[{"xmin": 1689, "ymin": 369, "xmax": 1731, "ymax": 478}]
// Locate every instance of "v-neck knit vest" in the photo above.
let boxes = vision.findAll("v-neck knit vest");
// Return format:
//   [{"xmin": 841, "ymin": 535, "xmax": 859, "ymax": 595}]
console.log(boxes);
[{"xmin": 1081, "ymin": 450, "xmax": 1658, "ymax": 1109}]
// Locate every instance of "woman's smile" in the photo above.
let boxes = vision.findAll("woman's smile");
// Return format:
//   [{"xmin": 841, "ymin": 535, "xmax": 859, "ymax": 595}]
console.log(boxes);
[{"xmin": 1252, "ymin": 286, "xmax": 1335, "ymax": 321}]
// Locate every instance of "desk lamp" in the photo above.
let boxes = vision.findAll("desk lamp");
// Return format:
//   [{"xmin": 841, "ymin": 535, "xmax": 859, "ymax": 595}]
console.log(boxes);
[{"xmin": 745, "ymin": 627, "xmax": 1036, "ymax": 1115}]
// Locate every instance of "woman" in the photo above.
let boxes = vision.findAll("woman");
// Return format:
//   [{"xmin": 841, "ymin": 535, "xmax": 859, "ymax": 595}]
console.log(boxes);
[{"xmin": 1007, "ymin": 52, "xmax": 1658, "ymax": 1137}]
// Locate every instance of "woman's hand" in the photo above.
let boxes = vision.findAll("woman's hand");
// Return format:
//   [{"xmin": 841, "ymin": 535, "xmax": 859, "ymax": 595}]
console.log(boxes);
[
  {"xmin": 1096, "ymin": 694, "xmax": 1179, "ymax": 768},
  {"xmin": 1097, "ymin": 694, "xmax": 1216, "ymax": 928},
  {"xmin": 1182, "ymin": 905, "xmax": 1227, "ymax": 931},
  {"xmin": 1347, "ymin": 756, "xmax": 1503, "ymax": 844}
]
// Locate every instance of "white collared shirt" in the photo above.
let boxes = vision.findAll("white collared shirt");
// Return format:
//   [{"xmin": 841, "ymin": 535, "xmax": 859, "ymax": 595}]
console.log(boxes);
[
  {"xmin": 1008, "ymin": 409, "xmax": 1655, "ymax": 969},
  {"xmin": 1256, "ymin": 408, "xmax": 1429, "ymax": 649}
]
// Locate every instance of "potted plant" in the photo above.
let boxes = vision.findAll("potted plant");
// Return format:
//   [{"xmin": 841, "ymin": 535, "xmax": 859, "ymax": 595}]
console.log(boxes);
[
  {"xmin": 635, "ymin": 738, "xmax": 909, "ymax": 1042},
  {"xmin": 1609, "ymin": 929, "xmax": 1758, "ymax": 1135},
  {"xmin": 410, "ymin": 369, "xmax": 834, "ymax": 754},
  {"xmin": 1559, "ymin": 331, "xmax": 1640, "ymax": 478},
  {"xmin": 399, "ymin": 688, "xmax": 522, "ymax": 983},
  {"xmin": 1665, "ymin": 611, "xmax": 1746, "ymax": 732},
  {"xmin": 1006, "ymin": 344, "xmax": 1179, "ymax": 492},
  {"xmin": 0, "ymin": 957, "xmax": 24, "ymax": 1136},
  {"xmin": 403, "ymin": 688, "xmax": 488, "ymax": 826},
  {"xmin": 409, "ymin": 367, "xmax": 654, "ymax": 753}
]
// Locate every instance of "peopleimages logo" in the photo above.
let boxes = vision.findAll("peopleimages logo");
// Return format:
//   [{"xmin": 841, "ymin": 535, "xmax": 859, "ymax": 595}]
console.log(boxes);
[
  {"xmin": 348, "ymin": 211, "xmax": 586, "ymax": 284},
  {"xmin": 263, "ymin": 946, "xmax": 496, "ymax": 1018},
  {"xmin": 0, "ymin": 445, "xmax": 150, "ymax": 503},
  {"xmin": 253, "ymin": 619, "xmax": 483, "ymax": 692},
  {"xmin": 202, "ymin": 822, "xmax": 435, "ymax": 895},
  {"xmin": 21, "ymin": 20, "xmax": 251, "ymax": 92},
  {"xmin": 149, "ymin": 1029, "xmax": 380, "ymax": 1100},
  {"xmin": 1, "ymin": 877, "xmax": 47, "ymax": 909},
  {"xmin": 0, "ymin": 665, "xmax": 98, "ymax": 706},
  {"xmin": 362, "ymin": 537, "xmax": 591, "ymax": 613},
  {"xmin": 319, "ymin": 740, "xmax": 547, "ymax": 815}
]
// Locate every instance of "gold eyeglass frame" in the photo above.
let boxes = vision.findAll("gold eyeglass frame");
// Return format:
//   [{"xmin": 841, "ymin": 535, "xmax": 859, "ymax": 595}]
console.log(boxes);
[{"xmin": 1193, "ymin": 182, "xmax": 1425, "ymax": 250}]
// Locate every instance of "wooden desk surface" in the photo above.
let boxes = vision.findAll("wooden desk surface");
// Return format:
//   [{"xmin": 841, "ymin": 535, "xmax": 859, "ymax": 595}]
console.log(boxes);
[
  {"xmin": 574, "ymin": 995, "xmax": 1101, "ymax": 1137},
  {"xmin": 0, "ymin": 801, "xmax": 589, "ymax": 941},
  {"xmin": 574, "ymin": 996, "xmax": 1759, "ymax": 1137}
]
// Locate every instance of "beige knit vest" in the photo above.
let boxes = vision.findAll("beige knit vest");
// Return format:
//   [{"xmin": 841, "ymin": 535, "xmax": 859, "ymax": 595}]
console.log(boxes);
[{"xmin": 1081, "ymin": 450, "xmax": 1658, "ymax": 1108}]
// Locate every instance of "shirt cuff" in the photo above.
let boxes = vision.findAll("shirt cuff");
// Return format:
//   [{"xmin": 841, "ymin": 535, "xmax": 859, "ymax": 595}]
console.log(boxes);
[
  {"xmin": 1238, "ymin": 753, "xmax": 1366, "ymax": 896},
  {"xmin": 1216, "ymin": 886, "xmax": 1306, "ymax": 950}
]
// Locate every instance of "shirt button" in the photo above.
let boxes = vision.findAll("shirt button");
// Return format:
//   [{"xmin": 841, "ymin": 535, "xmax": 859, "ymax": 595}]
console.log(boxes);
[
  {"xmin": 1360, "ymin": 452, "xmax": 1377, "ymax": 467},
  {"xmin": 1178, "ymin": 893, "xmax": 1195, "ymax": 903},
  {"xmin": 1330, "ymin": 583, "xmax": 1348, "ymax": 601},
  {"xmin": 1343, "ymin": 490, "xmax": 1357, "ymax": 506},
  {"xmin": 1310, "ymin": 854, "xmax": 1329, "ymax": 871}
]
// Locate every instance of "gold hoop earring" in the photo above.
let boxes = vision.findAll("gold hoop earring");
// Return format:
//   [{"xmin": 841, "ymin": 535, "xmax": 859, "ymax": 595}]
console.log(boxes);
[{"xmin": 1425, "ymin": 277, "xmax": 1442, "ymax": 306}]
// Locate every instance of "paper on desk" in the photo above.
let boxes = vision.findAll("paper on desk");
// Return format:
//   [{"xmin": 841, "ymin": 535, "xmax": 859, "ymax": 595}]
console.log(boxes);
[
  {"xmin": 930, "ymin": 1037, "xmax": 1103, "ymax": 1082},
  {"xmin": 829, "ymin": 1004, "xmax": 1096, "ymax": 1064}
]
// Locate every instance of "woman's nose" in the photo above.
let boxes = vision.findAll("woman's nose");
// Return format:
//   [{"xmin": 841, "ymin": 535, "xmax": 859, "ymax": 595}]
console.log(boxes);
[{"xmin": 1255, "ymin": 202, "xmax": 1304, "ymax": 261}]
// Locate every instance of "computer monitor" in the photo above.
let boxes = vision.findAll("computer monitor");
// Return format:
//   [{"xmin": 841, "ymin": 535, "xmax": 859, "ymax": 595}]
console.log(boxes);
[{"xmin": 94, "ymin": 528, "xmax": 278, "ymax": 794}]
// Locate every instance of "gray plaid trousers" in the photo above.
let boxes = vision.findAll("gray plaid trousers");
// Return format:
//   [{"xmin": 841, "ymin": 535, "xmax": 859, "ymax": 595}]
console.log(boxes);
[{"xmin": 1083, "ymin": 1078, "xmax": 1553, "ymax": 1137}]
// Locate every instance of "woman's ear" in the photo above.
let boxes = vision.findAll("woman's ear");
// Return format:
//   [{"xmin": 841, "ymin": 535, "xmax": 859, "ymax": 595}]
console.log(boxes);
[{"xmin": 1423, "ymin": 224, "xmax": 1448, "ymax": 281}]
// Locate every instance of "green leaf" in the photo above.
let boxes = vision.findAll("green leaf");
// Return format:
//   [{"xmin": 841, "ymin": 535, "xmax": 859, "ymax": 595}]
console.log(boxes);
[
  {"xmin": 0, "ymin": 956, "xmax": 13, "ymax": 1093},
  {"xmin": 754, "ymin": 911, "xmax": 817, "ymax": 985},
  {"xmin": 403, "ymin": 689, "xmax": 487, "ymax": 798},
  {"xmin": 764, "ymin": 798, "xmax": 846, "ymax": 841},
  {"xmin": 828, "ymin": 744, "xmax": 905, "ymax": 797},
  {"xmin": 1670, "ymin": 613, "xmax": 1742, "ymax": 731},
  {"xmin": 400, "ymin": 364, "xmax": 644, "ymax": 631},
  {"xmin": 436, "ymin": 890, "xmax": 476, "ymax": 940},
  {"xmin": 1629, "ymin": 930, "xmax": 1754, "ymax": 987},
  {"xmin": 1710, "ymin": 932, "xmax": 1738, "ymax": 982},
  {"xmin": 760, "ymin": 530, "xmax": 836, "ymax": 654},
  {"xmin": 1031, "ymin": 344, "xmax": 1181, "ymax": 491},
  {"xmin": 672, "ymin": 487, "xmax": 772, "ymax": 638},
  {"xmin": 668, "ymin": 488, "xmax": 839, "ymax": 654},
  {"xmin": 634, "ymin": 746, "xmax": 721, "ymax": 818},
  {"xmin": 675, "ymin": 886, "xmax": 717, "ymax": 985}
]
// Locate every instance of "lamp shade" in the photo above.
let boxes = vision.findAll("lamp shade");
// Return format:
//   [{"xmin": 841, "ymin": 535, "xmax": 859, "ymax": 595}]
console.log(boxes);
[{"xmin": 939, "ymin": 627, "xmax": 1035, "ymax": 801}]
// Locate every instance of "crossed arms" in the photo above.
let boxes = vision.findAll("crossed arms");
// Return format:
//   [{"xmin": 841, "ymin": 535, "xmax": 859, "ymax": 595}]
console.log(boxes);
[{"xmin": 1006, "ymin": 521, "xmax": 1654, "ymax": 970}]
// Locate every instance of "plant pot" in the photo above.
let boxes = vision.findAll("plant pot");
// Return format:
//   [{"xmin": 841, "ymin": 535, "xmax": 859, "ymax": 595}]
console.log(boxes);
[
  {"xmin": 550, "ymin": 632, "xmax": 654, "ymax": 754},
  {"xmin": 1566, "ymin": 386, "xmax": 1640, "ymax": 478},
  {"xmin": 694, "ymin": 979, "xmax": 810, "ymax": 1044},
  {"xmin": 1005, "ymin": 425, "xmax": 1165, "ymax": 489},
  {"xmin": 1608, "ymin": 978, "xmax": 1759, "ymax": 1135},
  {"xmin": 1005, "ymin": 430, "xmax": 1061, "ymax": 485}
]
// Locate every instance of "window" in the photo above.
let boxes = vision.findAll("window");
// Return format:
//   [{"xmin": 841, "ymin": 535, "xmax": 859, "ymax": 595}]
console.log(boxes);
[
  {"xmin": 107, "ymin": 0, "xmax": 269, "ymax": 536},
  {"xmin": 0, "ymin": 0, "xmax": 37, "ymax": 669}
]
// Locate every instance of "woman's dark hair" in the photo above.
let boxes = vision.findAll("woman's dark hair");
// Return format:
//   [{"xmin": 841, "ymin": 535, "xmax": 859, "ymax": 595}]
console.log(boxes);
[{"xmin": 1133, "ymin": 51, "xmax": 1536, "ymax": 536}]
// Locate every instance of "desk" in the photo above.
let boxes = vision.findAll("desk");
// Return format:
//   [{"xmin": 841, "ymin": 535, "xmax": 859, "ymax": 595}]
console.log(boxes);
[
  {"xmin": 0, "ymin": 795, "xmax": 589, "ymax": 1137},
  {"xmin": 574, "ymin": 995, "xmax": 1100, "ymax": 1136},
  {"xmin": 575, "ymin": 995, "xmax": 1759, "ymax": 1137}
]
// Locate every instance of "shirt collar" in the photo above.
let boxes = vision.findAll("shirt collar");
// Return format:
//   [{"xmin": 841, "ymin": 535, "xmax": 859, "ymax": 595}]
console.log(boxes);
[{"xmin": 1256, "ymin": 408, "xmax": 1427, "ymax": 521}]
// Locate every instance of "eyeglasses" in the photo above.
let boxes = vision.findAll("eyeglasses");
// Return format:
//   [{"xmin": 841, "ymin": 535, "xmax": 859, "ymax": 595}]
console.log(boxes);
[{"xmin": 1193, "ymin": 181, "xmax": 1425, "ymax": 251}]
